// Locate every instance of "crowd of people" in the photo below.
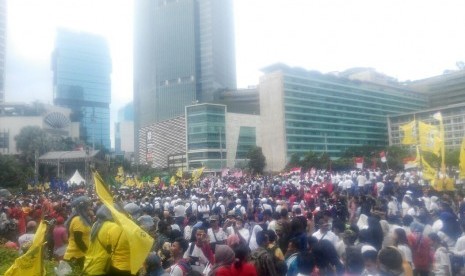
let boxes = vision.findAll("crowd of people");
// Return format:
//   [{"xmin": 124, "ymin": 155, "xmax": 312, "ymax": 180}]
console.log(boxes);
[{"xmin": 1, "ymin": 168, "xmax": 465, "ymax": 276}]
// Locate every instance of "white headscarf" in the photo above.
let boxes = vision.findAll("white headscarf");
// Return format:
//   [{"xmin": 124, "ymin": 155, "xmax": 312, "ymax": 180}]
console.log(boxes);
[{"xmin": 248, "ymin": 224, "xmax": 263, "ymax": 251}]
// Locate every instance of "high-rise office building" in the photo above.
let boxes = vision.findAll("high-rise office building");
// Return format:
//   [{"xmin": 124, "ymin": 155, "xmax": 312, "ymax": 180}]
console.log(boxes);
[
  {"xmin": 134, "ymin": 0, "xmax": 236, "ymax": 161},
  {"xmin": 406, "ymin": 69, "xmax": 465, "ymax": 108},
  {"xmin": 259, "ymin": 64, "xmax": 429, "ymax": 171},
  {"xmin": 0, "ymin": 0, "xmax": 6, "ymax": 103},
  {"xmin": 52, "ymin": 29, "xmax": 112, "ymax": 150},
  {"xmin": 115, "ymin": 102, "xmax": 134, "ymax": 154}
]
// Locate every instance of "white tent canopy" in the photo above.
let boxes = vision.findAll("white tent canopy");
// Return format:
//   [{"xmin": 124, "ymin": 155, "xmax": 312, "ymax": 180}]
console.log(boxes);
[{"xmin": 67, "ymin": 170, "xmax": 86, "ymax": 186}]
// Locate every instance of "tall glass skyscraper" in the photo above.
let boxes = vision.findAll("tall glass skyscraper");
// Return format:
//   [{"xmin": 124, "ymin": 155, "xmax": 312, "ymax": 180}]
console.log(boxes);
[
  {"xmin": 134, "ymin": 0, "xmax": 237, "ymax": 149},
  {"xmin": 0, "ymin": 0, "xmax": 6, "ymax": 103},
  {"xmin": 52, "ymin": 30, "xmax": 112, "ymax": 150}
]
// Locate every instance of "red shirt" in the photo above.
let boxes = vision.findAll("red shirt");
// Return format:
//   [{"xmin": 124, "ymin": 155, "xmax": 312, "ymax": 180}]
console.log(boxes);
[
  {"xmin": 230, "ymin": 262, "xmax": 258, "ymax": 276},
  {"xmin": 53, "ymin": 224, "xmax": 68, "ymax": 249}
]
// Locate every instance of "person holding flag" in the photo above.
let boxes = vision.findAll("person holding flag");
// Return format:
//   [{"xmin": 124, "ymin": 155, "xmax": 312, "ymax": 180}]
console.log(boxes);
[
  {"xmin": 4, "ymin": 220, "xmax": 48, "ymax": 276},
  {"xmin": 93, "ymin": 171, "xmax": 154, "ymax": 275},
  {"xmin": 63, "ymin": 196, "xmax": 93, "ymax": 269}
]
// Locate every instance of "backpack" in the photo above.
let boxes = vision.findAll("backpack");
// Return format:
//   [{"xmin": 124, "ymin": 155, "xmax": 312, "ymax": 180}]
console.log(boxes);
[
  {"xmin": 186, "ymin": 204, "xmax": 193, "ymax": 215},
  {"xmin": 177, "ymin": 259, "xmax": 192, "ymax": 276},
  {"xmin": 234, "ymin": 206, "xmax": 242, "ymax": 217},
  {"xmin": 213, "ymin": 203, "xmax": 222, "ymax": 215}
]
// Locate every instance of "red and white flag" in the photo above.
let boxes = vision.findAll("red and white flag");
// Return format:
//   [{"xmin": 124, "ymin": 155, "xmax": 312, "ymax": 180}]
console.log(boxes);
[
  {"xmin": 221, "ymin": 168, "xmax": 229, "ymax": 177},
  {"xmin": 355, "ymin": 157, "xmax": 364, "ymax": 169},
  {"xmin": 290, "ymin": 167, "xmax": 302, "ymax": 174},
  {"xmin": 403, "ymin": 157, "xmax": 417, "ymax": 169},
  {"xmin": 380, "ymin": 151, "xmax": 387, "ymax": 163}
]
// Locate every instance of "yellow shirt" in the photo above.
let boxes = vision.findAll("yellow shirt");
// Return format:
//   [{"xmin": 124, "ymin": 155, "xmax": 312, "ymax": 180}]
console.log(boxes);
[
  {"xmin": 83, "ymin": 221, "xmax": 114, "ymax": 275},
  {"xmin": 108, "ymin": 223, "xmax": 131, "ymax": 272},
  {"xmin": 268, "ymin": 243, "xmax": 285, "ymax": 261},
  {"xmin": 64, "ymin": 216, "xmax": 91, "ymax": 260}
]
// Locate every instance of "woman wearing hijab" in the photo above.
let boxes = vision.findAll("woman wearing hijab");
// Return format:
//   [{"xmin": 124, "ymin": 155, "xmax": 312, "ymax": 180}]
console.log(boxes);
[
  {"xmin": 64, "ymin": 196, "xmax": 93, "ymax": 268},
  {"xmin": 208, "ymin": 245, "xmax": 235, "ymax": 276},
  {"xmin": 145, "ymin": 252, "xmax": 167, "ymax": 276},
  {"xmin": 83, "ymin": 205, "xmax": 115, "ymax": 275}
]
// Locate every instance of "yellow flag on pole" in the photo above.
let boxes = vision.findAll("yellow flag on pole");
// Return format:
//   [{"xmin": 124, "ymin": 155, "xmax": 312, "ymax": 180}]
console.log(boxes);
[
  {"xmin": 400, "ymin": 121, "xmax": 417, "ymax": 145},
  {"xmin": 170, "ymin": 176, "xmax": 176, "ymax": 186},
  {"xmin": 4, "ymin": 221, "xmax": 47, "ymax": 276},
  {"xmin": 176, "ymin": 168, "xmax": 183, "ymax": 178},
  {"xmin": 421, "ymin": 157, "xmax": 437, "ymax": 181},
  {"xmin": 191, "ymin": 167, "xmax": 205, "ymax": 181},
  {"xmin": 460, "ymin": 137, "xmax": 465, "ymax": 179},
  {"xmin": 153, "ymin": 176, "xmax": 160, "ymax": 185},
  {"xmin": 93, "ymin": 172, "xmax": 154, "ymax": 274},
  {"xmin": 418, "ymin": 121, "xmax": 441, "ymax": 156}
]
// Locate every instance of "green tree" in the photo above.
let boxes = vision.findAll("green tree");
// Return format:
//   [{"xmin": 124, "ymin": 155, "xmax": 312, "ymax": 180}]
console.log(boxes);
[
  {"xmin": 301, "ymin": 151, "xmax": 320, "ymax": 170},
  {"xmin": 0, "ymin": 155, "xmax": 33, "ymax": 187},
  {"xmin": 247, "ymin": 146, "xmax": 266, "ymax": 174},
  {"xmin": 445, "ymin": 149, "xmax": 460, "ymax": 169},
  {"xmin": 15, "ymin": 126, "xmax": 51, "ymax": 166},
  {"xmin": 332, "ymin": 157, "xmax": 353, "ymax": 171},
  {"xmin": 384, "ymin": 145, "xmax": 411, "ymax": 171},
  {"xmin": 286, "ymin": 153, "xmax": 301, "ymax": 169},
  {"xmin": 318, "ymin": 152, "xmax": 331, "ymax": 170}
]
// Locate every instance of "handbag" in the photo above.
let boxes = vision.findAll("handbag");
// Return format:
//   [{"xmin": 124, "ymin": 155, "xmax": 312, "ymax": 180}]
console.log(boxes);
[{"xmin": 97, "ymin": 230, "xmax": 123, "ymax": 273}]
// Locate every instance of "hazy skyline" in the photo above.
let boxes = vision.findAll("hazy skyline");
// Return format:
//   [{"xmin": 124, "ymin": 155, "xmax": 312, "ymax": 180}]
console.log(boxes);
[{"xmin": 5, "ymin": 0, "xmax": 465, "ymax": 147}]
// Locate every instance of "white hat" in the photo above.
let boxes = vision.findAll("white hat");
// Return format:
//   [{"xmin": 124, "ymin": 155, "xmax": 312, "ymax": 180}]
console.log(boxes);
[
  {"xmin": 236, "ymin": 199, "xmax": 241, "ymax": 204},
  {"xmin": 261, "ymin": 198, "xmax": 267, "ymax": 203},
  {"xmin": 191, "ymin": 195, "xmax": 198, "ymax": 200},
  {"xmin": 361, "ymin": 245, "xmax": 377, "ymax": 254},
  {"xmin": 218, "ymin": 196, "xmax": 224, "ymax": 201}
]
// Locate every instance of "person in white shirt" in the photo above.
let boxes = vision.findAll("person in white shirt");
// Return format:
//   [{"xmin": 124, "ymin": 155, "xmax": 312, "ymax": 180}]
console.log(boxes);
[
  {"xmin": 452, "ymin": 221, "xmax": 465, "ymax": 257},
  {"xmin": 387, "ymin": 196, "xmax": 399, "ymax": 218},
  {"xmin": 356, "ymin": 173, "xmax": 367, "ymax": 195},
  {"xmin": 212, "ymin": 197, "xmax": 226, "ymax": 217},
  {"xmin": 169, "ymin": 237, "xmax": 190, "ymax": 276},
  {"xmin": 227, "ymin": 216, "xmax": 250, "ymax": 243},
  {"xmin": 233, "ymin": 199, "xmax": 246, "ymax": 216},
  {"xmin": 207, "ymin": 215, "xmax": 227, "ymax": 250},
  {"xmin": 343, "ymin": 176, "xmax": 353, "ymax": 192},
  {"xmin": 430, "ymin": 196, "xmax": 440, "ymax": 213},
  {"xmin": 173, "ymin": 199, "xmax": 186, "ymax": 228},
  {"xmin": 261, "ymin": 198, "xmax": 272, "ymax": 212},
  {"xmin": 197, "ymin": 198, "xmax": 210, "ymax": 220},
  {"xmin": 18, "ymin": 221, "xmax": 36, "ymax": 254},
  {"xmin": 401, "ymin": 195, "xmax": 412, "ymax": 217},
  {"xmin": 429, "ymin": 232, "xmax": 452, "ymax": 276},
  {"xmin": 183, "ymin": 227, "xmax": 213, "ymax": 274},
  {"xmin": 312, "ymin": 218, "xmax": 339, "ymax": 248},
  {"xmin": 393, "ymin": 228, "xmax": 413, "ymax": 267}
]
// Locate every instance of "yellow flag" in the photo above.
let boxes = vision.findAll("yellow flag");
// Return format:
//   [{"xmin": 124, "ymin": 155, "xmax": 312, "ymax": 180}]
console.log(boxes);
[
  {"xmin": 418, "ymin": 121, "xmax": 441, "ymax": 156},
  {"xmin": 153, "ymin": 176, "xmax": 160, "ymax": 185},
  {"xmin": 93, "ymin": 172, "xmax": 154, "ymax": 274},
  {"xmin": 460, "ymin": 137, "xmax": 465, "ymax": 179},
  {"xmin": 117, "ymin": 166, "xmax": 124, "ymax": 176},
  {"xmin": 445, "ymin": 177, "xmax": 455, "ymax": 191},
  {"xmin": 4, "ymin": 221, "xmax": 47, "ymax": 276},
  {"xmin": 191, "ymin": 167, "xmax": 205, "ymax": 181},
  {"xmin": 400, "ymin": 121, "xmax": 417, "ymax": 145},
  {"xmin": 176, "ymin": 168, "xmax": 183, "ymax": 178},
  {"xmin": 27, "ymin": 184, "xmax": 33, "ymax": 190},
  {"xmin": 136, "ymin": 178, "xmax": 143, "ymax": 189},
  {"xmin": 421, "ymin": 157, "xmax": 437, "ymax": 181},
  {"xmin": 170, "ymin": 176, "xmax": 176, "ymax": 186}
]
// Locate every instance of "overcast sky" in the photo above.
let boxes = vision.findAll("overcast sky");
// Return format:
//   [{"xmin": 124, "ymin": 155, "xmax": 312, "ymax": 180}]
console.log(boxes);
[{"xmin": 5, "ymin": 0, "xmax": 465, "ymax": 147}]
